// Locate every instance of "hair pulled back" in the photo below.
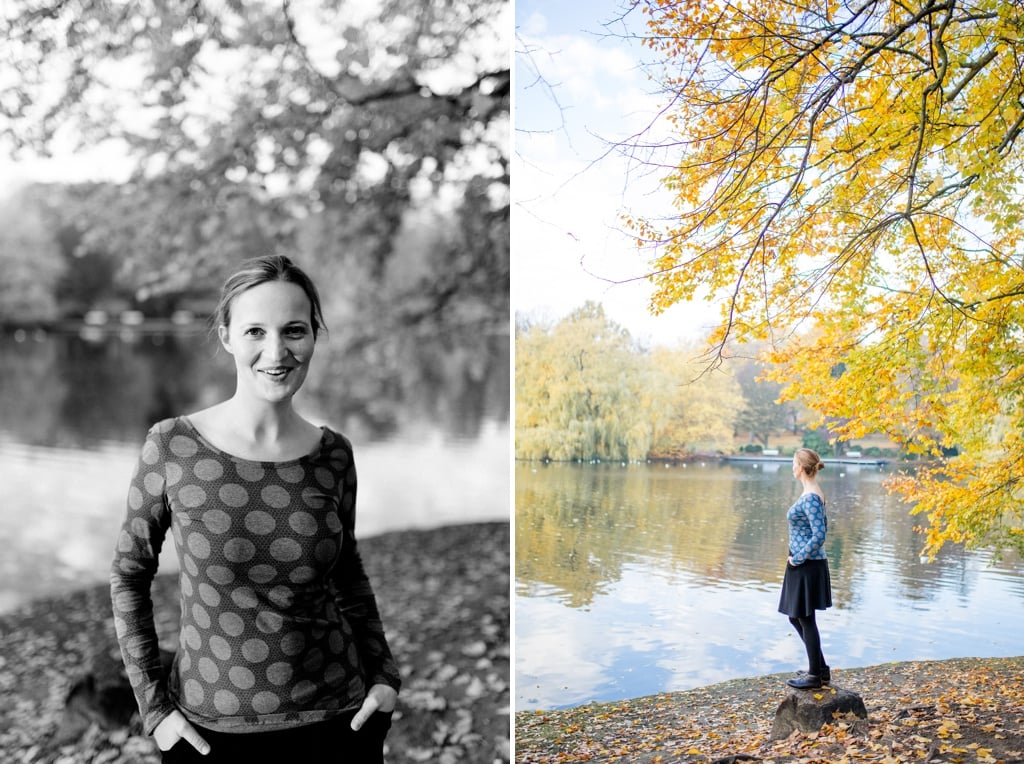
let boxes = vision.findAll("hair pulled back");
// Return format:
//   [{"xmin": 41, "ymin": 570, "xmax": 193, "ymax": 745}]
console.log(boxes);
[
  {"xmin": 794, "ymin": 447, "xmax": 825, "ymax": 476},
  {"xmin": 214, "ymin": 254, "xmax": 326, "ymax": 339}
]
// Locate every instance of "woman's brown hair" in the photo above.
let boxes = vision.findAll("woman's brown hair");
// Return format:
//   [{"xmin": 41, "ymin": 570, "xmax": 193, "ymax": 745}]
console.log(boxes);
[{"xmin": 794, "ymin": 447, "xmax": 825, "ymax": 476}]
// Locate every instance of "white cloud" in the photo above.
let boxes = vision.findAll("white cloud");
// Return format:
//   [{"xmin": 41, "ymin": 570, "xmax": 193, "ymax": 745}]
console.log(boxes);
[{"xmin": 514, "ymin": 5, "xmax": 715, "ymax": 345}]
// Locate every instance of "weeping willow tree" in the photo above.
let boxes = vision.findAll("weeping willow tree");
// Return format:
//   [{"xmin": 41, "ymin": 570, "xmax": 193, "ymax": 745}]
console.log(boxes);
[
  {"xmin": 515, "ymin": 303, "xmax": 741, "ymax": 461},
  {"xmin": 516, "ymin": 303, "xmax": 646, "ymax": 461}
]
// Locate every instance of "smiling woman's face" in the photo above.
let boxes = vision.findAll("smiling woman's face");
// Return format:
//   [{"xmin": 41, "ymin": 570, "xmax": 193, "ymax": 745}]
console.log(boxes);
[{"xmin": 218, "ymin": 280, "xmax": 316, "ymax": 404}]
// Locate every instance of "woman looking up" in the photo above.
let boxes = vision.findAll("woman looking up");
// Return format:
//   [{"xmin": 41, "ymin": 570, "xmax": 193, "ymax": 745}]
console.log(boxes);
[
  {"xmin": 110, "ymin": 254, "xmax": 401, "ymax": 762},
  {"xmin": 778, "ymin": 447, "xmax": 833, "ymax": 690}
]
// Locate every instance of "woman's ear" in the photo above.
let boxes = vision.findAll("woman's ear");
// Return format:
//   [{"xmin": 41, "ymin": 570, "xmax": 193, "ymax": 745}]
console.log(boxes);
[{"xmin": 218, "ymin": 324, "xmax": 233, "ymax": 355}]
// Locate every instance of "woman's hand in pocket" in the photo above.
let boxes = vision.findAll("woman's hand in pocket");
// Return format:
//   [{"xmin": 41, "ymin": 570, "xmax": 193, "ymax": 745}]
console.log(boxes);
[
  {"xmin": 350, "ymin": 684, "xmax": 398, "ymax": 731},
  {"xmin": 153, "ymin": 710, "xmax": 211, "ymax": 755}
]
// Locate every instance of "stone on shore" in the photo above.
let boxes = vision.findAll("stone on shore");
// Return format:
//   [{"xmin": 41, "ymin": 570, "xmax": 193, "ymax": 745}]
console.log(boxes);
[{"xmin": 770, "ymin": 684, "xmax": 867, "ymax": 740}]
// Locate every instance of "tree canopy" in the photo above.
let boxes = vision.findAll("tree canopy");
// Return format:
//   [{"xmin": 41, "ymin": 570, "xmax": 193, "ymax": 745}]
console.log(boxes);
[
  {"xmin": 624, "ymin": 0, "xmax": 1024, "ymax": 557},
  {"xmin": 1, "ymin": 0, "xmax": 508, "ymax": 336}
]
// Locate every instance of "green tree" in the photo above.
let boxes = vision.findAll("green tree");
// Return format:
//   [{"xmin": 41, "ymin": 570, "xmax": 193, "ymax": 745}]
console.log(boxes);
[{"xmin": 624, "ymin": 0, "xmax": 1024, "ymax": 557}]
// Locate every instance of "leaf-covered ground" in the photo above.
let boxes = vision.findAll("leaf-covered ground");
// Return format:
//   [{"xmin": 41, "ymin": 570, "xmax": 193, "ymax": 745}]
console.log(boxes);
[
  {"xmin": 516, "ymin": 657, "xmax": 1024, "ymax": 763},
  {"xmin": 0, "ymin": 521, "xmax": 509, "ymax": 764}
]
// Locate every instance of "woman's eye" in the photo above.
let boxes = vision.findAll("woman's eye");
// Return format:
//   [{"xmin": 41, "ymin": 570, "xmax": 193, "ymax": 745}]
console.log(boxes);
[
  {"xmin": 285, "ymin": 327, "xmax": 308, "ymax": 337},
  {"xmin": 245, "ymin": 327, "xmax": 264, "ymax": 337}
]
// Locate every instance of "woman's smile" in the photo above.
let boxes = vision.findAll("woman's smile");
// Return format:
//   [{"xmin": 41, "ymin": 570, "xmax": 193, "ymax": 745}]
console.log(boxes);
[{"xmin": 259, "ymin": 366, "xmax": 293, "ymax": 381}]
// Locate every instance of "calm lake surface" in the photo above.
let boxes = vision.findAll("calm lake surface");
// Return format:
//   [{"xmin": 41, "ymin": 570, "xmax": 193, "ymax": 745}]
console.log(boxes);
[
  {"xmin": 515, "ymin": 461, "xmax": 1024, "ymax": 711},
  {"xmin": 0, "ymin": 327, "xmax": 509, "ymax": 614}
]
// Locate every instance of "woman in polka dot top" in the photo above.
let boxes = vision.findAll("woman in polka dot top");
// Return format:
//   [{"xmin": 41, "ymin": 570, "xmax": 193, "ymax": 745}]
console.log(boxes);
[{"xmin": 110, "ymin": 255, "xmax": 401, "ymax": 762}]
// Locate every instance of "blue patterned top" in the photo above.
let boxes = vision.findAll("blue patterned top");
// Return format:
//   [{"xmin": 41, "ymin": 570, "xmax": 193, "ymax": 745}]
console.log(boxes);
[{"xmin": 787, "ymin": 493, "xmax": 827, "ymax": 566}]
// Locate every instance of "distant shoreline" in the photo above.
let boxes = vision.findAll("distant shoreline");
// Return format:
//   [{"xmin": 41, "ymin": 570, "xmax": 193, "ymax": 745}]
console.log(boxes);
[
  {"xmin": 722, "ymin": 454, "xmax": 889, "ymax": 466},
  {"xmin": 515, "ymin": 455, "xmax": 897, "ymax": 467},
  {"xmin": 1, "ymin": 317, "xmax": 208, "ymax": 334}
]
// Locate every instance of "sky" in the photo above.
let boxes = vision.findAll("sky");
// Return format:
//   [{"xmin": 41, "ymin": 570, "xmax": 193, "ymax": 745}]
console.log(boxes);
[{"xmin": 514, "ymin": 0, "xmax": 719, "ymax": 345}]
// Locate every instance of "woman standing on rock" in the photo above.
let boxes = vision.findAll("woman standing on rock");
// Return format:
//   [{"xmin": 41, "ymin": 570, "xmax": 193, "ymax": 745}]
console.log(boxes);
[
  {"xmin": 778, "ymin": 447, "xmax": 832, "ymax": 690},
  {"xmin": 110, "ymin": 254, "xmax": 401, "ymax": 762}
]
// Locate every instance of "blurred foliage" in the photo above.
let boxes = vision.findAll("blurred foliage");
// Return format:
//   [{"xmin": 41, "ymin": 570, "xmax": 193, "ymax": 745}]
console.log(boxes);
[
  {"xmin": 0, "ymin": 0, "xmax": 509, "ymax": 340},
  {"xmin": 732, "ymin": 354, "xmax": 791, "ymax": 450},
  {"xmin": 0, "ymin": 188, "xmax": 65, "ymax": 323}
]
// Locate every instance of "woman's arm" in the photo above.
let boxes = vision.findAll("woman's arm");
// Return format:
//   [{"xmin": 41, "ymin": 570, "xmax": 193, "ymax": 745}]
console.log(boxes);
[
  {"xmin": 109, "ymin": 423, "xmax": 179, "ymax": 735},
  {"xmin": 330, "ymin": 437, "xmax": 402, "ymax": 695}
]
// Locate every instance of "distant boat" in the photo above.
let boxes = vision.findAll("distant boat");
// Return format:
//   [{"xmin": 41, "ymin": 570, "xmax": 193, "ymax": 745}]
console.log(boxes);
[
  {"xmin": 120, "ymin": 310, "xmax": 145, "ymax": 326},
  {"xmin": 79, "ymin": 325, "xmax": 105, "ymax": 342},
  {"xmin": 83, "ymin": 310, "xmax": 108, "ymax": 326}
]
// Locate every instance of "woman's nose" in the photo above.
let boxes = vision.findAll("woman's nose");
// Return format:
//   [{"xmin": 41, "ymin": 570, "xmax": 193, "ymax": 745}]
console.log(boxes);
[{"xmin": 265, "ymin": 334, "xmax": 290, "ymax": 359}]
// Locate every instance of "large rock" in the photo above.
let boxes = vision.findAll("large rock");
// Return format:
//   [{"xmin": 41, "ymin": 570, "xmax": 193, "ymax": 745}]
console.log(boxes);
[{"xmin": 771, "ymin": 684, "xmax": 867, "ymax": 740}]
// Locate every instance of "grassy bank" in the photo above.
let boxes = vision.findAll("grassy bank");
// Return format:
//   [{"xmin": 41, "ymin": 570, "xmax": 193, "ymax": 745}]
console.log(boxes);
[
  {"xmin": 516, "ymin": 656, "xmax": 1024, "ymax": 763},
  {"xmin": 0, "ymin": 522, "xmax": 509, "ymax": 764}
]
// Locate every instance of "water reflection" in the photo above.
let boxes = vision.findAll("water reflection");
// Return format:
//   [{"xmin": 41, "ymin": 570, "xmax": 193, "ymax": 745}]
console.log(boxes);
[
  {"xmin": 0, "ymin": 329, "xmax": 509, "ymax": 613},
  {"xmin": 515, "ymin": 461, "xmax": 1024, "ymax": 710}
]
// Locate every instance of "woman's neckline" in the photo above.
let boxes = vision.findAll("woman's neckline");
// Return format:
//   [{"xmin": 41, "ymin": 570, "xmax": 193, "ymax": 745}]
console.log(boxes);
[{"xmin": 179, "ymin": 415, "xmax": 328, "ymax": 466}]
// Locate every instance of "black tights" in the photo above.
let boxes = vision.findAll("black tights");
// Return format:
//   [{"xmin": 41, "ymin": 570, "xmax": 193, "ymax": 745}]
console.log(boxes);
[{"xmin": 789, "ymin": 613, "xmax": 827, "ymax": 676}]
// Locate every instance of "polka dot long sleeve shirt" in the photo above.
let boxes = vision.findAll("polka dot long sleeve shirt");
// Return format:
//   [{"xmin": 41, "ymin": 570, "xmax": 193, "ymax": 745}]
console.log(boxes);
[
  {"xmin": 787, "ymin": 493, "xmax": 828, "ymax": 566},
  {"xmin": 110, "ymin": 417, "xmax": 401, "ymax": 735}
]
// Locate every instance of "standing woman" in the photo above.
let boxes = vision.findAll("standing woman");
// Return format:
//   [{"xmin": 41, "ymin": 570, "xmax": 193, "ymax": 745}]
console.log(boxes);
[
  {"xmin": 110, "ymin": 255, "xmax": 401, "ymax": 762},
  {"xmin": 778, "ymin": 447, "xmax": 832, "ymax": 690}
]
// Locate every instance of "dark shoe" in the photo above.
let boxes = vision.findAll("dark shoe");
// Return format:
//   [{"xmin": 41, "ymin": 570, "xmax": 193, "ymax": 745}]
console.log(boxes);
[
  {"xmin": 787, "ymin": 674, "xmax": 822, "ymax": 689},
  {"xmin": 797, "ymin": 666, "xmax": 831, "ymax": 684}
]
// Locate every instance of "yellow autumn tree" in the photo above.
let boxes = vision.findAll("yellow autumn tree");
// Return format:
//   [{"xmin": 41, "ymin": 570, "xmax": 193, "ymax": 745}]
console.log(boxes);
[
  {"xmin": 625, "ymin": 0, "xmax": 1024, "ymax": 557},
  {"xmin": 515, "ymin": 303, "xmax": 651, "ymax": 461},
  {"xmin": 646, "ymin": 345, "xmax": 741, "ymax": 457}
]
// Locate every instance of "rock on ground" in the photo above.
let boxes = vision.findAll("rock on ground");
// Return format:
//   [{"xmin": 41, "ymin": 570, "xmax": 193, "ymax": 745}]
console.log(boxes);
[{"xmin": 770, "ymin": 684, "xmax": 867, "ymax": 739}]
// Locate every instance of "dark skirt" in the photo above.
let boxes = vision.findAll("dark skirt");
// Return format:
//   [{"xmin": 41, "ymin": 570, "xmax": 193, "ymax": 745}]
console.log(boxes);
[{"xmin": 778, "ymin": 558, "xmax": 832, "ymax": 618}]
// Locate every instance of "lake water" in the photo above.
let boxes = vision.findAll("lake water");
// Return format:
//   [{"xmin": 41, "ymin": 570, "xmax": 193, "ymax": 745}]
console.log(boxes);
[
  {"xmin": 514, "ymin": 460, "xmax": 1024, "ymax": 711},
  {"xmin": 0, "ymin": 327, "xmax": 509, "ymax": 613}
]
